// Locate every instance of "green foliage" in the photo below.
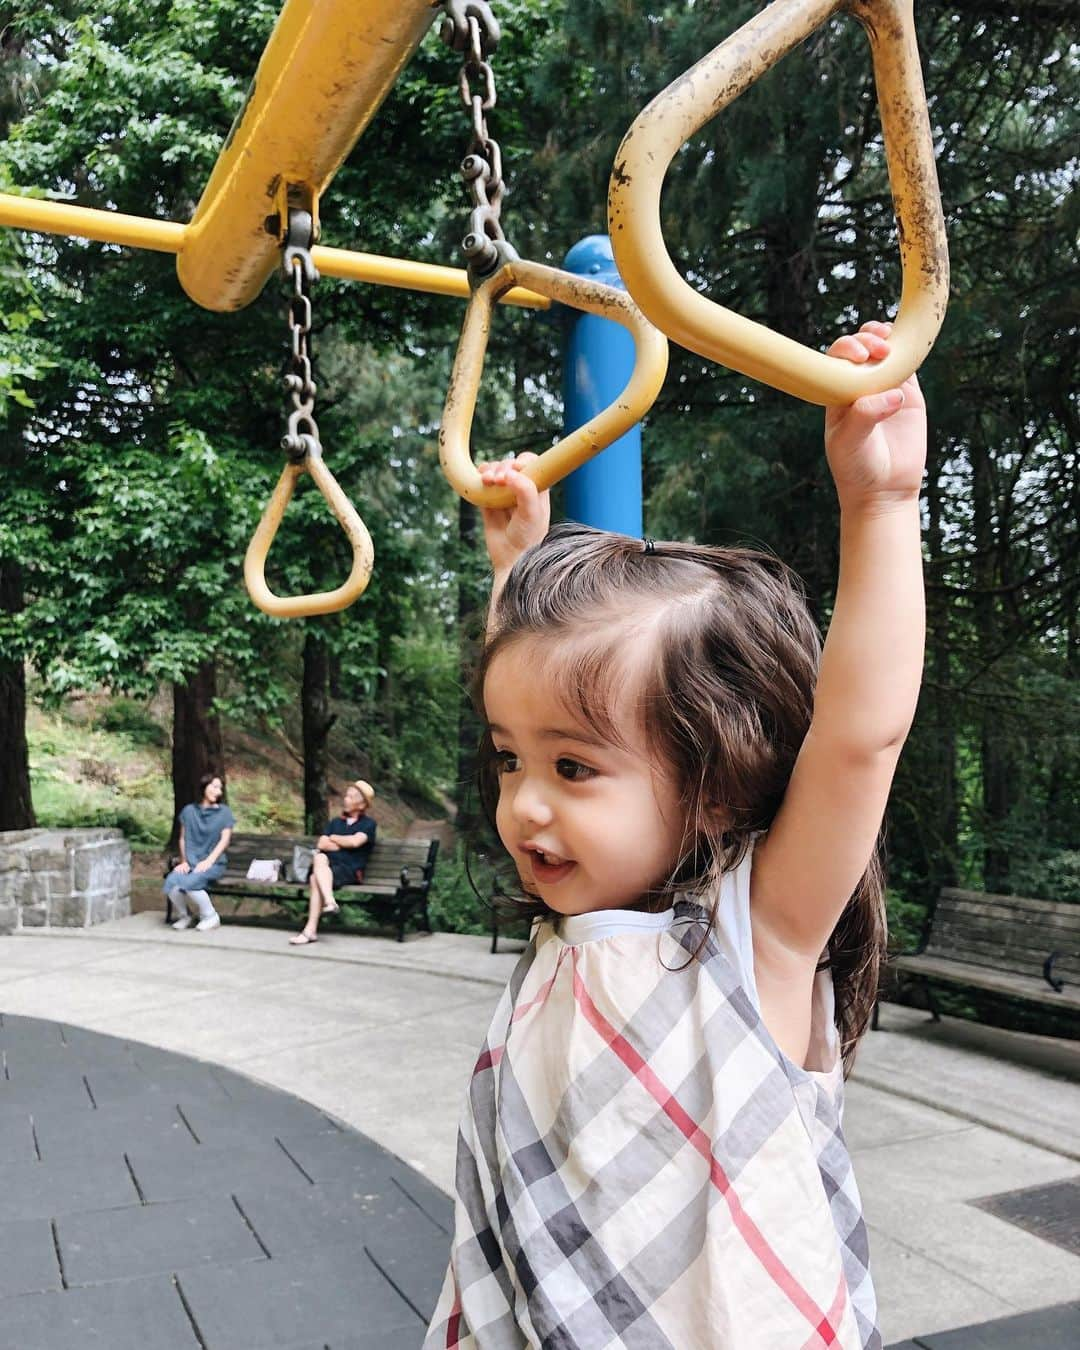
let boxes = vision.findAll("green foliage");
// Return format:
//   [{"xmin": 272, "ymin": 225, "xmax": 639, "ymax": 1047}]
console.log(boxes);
[
  {"xmin": 22, "ymin": 425, "xmax": 289, "ymax": 719},
  {"xmin": 1, "ymin": 4, "xmax": 292, "ymax": 744},
  {"xmin": 0, "ymin": 294, "xmax": 51, "ymax": 418},
  {"xmin": 94, "ymin": 696, "xmax": 168, "ymax": 747},
  {"xmin": 884, "ymin": 888, "xmax": 928, "ymax": 957},
  {"xmin": 388, "ymin": 633, "xmax": 461, "ymax": 800},
  {"xmin": 238, "ymin": 790, "xmax": 300, "ymax": 833},
  {"xmin": 32, "ymin": 778, "xmax": 158, "ymax": 843},
  {"xmin": 28, "ymin": 709, "xmax": 173, "ymax": 843},
  {"xmin": 428, "ymin": 842, "xmax": 497, "ymax": 936},
  {"xmin": 1011, "ymin": 852, "xmax": 1080, "ymax": 905}
]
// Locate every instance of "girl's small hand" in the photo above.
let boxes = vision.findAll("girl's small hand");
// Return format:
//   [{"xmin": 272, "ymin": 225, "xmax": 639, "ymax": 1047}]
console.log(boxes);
[
  {"xmin": 176, "ymin": 860, "xmax": 191, "ymax": 875},
  {"xmin": 824, "ymin": 321, "xmax": 927, "ymax": 509},
  {"xmin": 478, "ymin": 452, "xmax": 551, "ymax": 577}
]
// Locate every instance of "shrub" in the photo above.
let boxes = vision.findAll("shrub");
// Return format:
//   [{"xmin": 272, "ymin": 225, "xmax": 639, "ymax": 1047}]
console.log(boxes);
[
  {"xmin": 96, "ymin": 698, "xmax": 168, "ymax": 747},
  {"xmin": 1012, "ymin": 851, "xmax": 1080, "ymax": 904},
  {"xmin": 885, "ymin": 888, "xmax": 928, "ymax": 954},
  {"xmin": 428, "ymin": 843, "xmax": 496, "ymax": 936},
  {"xmin": 32, "ymin": 778, "xmax": 164, "ymax": 844}
]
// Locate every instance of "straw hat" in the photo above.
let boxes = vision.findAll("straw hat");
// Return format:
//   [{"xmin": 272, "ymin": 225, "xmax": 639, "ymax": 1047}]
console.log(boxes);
[{"xmin": 351, "ymin": 780, "xmax": 375, "ymax": 806}]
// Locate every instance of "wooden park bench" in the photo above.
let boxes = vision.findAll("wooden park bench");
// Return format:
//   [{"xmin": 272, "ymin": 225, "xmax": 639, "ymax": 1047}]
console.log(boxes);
[
  {"xmin": 165, "ymin": 832, "xmax": 438, "ymax": 942},
  {"xmin": 885, "ymin": 886, "xmax": 1080, "ymax": 1027}
]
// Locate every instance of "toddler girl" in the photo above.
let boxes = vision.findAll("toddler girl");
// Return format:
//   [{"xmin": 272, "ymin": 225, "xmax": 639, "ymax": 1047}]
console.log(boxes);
[{"xmin": 425, "ymin": 322, "xmax": 924, "ymax": 1349}]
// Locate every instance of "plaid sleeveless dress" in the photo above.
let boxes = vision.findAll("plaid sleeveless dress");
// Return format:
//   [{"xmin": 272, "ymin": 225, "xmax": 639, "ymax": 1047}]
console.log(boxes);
[{"xmin": 425, "ymin": 848, "xmax": 880, "ymax": 1349}]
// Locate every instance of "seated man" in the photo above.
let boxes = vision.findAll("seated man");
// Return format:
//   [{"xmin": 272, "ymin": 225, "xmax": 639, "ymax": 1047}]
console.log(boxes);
[{"xmin": 289, "ymin": 780, "xmax": 376, "ymax": 946}]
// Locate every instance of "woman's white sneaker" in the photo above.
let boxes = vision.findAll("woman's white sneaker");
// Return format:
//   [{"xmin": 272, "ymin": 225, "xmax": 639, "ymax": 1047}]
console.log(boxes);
[{"xmin": 195, "ymin": 914, "xmax": 221, "ymax": 932}]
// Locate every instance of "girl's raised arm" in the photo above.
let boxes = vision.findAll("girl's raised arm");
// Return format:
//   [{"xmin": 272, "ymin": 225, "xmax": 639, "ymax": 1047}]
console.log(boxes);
[
  {"xmin": 752, "ymin": 322, "xmax": 926, "ymax": 967},
  {"xmin": 478, "ymin": 452, "xmax": 551, "ymax": 620}
]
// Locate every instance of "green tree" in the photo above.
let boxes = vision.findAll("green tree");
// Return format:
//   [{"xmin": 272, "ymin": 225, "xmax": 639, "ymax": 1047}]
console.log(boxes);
[{"xmin": 2, "ymin": 1, "xmax": 286, "ymax": 832}]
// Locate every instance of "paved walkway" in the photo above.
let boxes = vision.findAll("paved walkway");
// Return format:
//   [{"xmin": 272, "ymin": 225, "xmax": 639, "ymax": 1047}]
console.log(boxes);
[{"xmin": 2, "ymin": 914, "xmax": 1079, "ymax": 1348}]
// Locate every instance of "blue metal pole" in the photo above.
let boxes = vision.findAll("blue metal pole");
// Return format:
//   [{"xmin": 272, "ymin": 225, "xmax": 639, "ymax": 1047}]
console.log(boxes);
[{"xmin": 561, "ymin": 235, "xmax": 643, "ymax": 536}]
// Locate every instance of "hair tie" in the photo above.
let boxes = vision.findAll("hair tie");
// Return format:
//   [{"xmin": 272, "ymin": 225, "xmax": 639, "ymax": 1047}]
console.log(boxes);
[{"xmin": 642, "ymin": 538, "xmax": 656, "ymax": 555}]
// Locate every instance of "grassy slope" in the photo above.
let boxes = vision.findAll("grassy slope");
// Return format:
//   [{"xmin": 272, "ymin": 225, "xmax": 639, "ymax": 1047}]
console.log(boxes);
[
  {"xmin": 29, "ymin": 699, "xmax": 303, "ymax": 847},
  {"xmin": 28, "ymin": 690, "xmax": 435, "ymax": 844}
]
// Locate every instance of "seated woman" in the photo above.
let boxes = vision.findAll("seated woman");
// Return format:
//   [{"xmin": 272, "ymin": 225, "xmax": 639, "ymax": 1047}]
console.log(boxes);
[
  {"xmin": 289, "ymin": 780, "xmax": 376, "ymax": 946},
  {"xmin": 164, "ymin": 772, "xmax": 235, "ymax": 932}
]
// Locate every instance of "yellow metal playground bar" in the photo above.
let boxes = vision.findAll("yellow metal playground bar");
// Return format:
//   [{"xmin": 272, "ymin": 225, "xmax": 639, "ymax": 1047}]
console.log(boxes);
[
  {"xmin": 0, "ymin": 193, "xmax": 546, "ymax": 308},
  {"xmin": 0, "ymin": 0, "xmax": 947, "ymax": 615}
]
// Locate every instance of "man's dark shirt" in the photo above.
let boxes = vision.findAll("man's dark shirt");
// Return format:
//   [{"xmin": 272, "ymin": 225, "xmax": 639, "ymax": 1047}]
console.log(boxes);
[{"xmin": 322, "ymin": 813, "xmax": 377, "ymax": 886}]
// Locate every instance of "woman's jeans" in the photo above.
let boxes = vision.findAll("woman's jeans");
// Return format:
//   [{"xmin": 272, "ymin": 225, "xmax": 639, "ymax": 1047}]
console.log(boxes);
[{"xmin": 163, "ymin": 862, "xmax": 226, "ymax": 921}]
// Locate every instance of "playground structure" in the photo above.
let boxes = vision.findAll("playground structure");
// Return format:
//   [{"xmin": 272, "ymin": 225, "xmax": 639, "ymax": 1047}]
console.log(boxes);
[{"xmin": 0, "ymin": 0, "xmax": 947, "ymax": 617}]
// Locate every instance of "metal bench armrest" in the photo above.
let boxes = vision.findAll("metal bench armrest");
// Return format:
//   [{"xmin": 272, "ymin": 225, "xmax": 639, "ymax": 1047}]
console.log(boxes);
[{"xmin": 1043, "ymin": 951, "xmax": 1080, "ymax": 993}]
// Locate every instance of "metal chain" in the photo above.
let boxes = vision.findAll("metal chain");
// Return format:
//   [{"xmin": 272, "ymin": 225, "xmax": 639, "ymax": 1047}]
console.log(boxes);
[
  {"xmin": 281, "ymin": 208, "xmax": 321, "ymax": 461},
  {"xmin": 439, "ymin": 0, "xmax": 508, "ymax": 273}
]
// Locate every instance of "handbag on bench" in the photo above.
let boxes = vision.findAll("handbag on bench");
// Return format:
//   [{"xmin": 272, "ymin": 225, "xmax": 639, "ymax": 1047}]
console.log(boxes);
[
  {"xmin": 245, "ymin": 858, "xmax": 283, "ymax": 883},
  {"xmin": 289, "ymin": 846, "xmax": 314, "ymax": 884}
]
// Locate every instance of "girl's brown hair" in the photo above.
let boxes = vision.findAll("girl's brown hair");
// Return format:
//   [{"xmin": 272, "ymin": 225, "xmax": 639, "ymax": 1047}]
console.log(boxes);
[{"xmin": 476, "ymin": 523, "xmax": 886, "ymax": 1072}]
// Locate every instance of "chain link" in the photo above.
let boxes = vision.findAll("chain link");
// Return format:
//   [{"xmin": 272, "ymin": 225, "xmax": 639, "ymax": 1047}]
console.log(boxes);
[
  {"xmin": 280, "ymin": 209, "xmax": 321, "ymax": 460},
  {"xmin": 439, "ymin": 0, "xmax": 508, "ymax": 273}
]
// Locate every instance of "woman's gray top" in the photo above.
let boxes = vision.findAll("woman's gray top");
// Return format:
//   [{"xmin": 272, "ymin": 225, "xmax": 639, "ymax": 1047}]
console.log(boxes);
[{"xmin": 179, "ymin": 802, "xmax": 236, "ymax": 865}]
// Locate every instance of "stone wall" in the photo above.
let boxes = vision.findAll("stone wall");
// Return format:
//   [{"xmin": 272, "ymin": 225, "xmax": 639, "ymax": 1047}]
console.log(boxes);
[{"xmin": 0, "ymin": 829, "xmax": 131, "ymax": 935}]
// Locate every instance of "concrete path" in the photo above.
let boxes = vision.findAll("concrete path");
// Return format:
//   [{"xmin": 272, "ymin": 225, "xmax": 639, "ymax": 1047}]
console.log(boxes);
[{"xmin": 2, "ymin": 914, "xmax": 1079, "ymax": 1347}]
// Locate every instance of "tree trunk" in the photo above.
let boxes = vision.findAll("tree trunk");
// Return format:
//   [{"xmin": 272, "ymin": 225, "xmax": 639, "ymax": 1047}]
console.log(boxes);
[
  {"xmin": 971, "ymin": 447, "xmax": 1012, "ymax": 891},
  {"xmin": 455, "ymin": 496, "xmax": 484, "ymax": 838},
  {"xmin": 301, "ymin": 629, "xmax": 334, "ymax": 833},
  {"xmin": 328, "ymin": 650, "xmax": 342, "ymax": 701},
  {"xmin": 924, "ymin": 425, "xmax": 958, "ymax": 887},
  {"xmin": 0, "ymin": 559, "xmax": 35, "ymax": 831},
  {"xmin": 0, "ymin": 39, "xmax": 40, "ymax": 832},
  {"xmin": 760, "ymin": 151, "xmax": 830, "ymax": 609},
  {"xmin": 1045, "ymin": 591, "xmax": 1079, "ymax": 853},
  {"xmin": 376, "ymin": 628, "xmax": 396, "ymax": 745},
  {"xmin": 170, "ymin": 664, "xmax": 225, "ymax": 847}
]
